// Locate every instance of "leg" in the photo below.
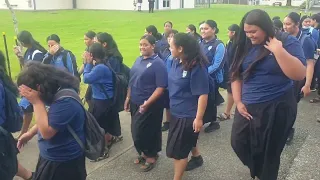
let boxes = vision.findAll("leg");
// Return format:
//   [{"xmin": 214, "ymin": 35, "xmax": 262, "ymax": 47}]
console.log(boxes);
[
  {"xmin": 173, "ymin": 158, "xmax": 188, "ymax": 180},
  {"xmin": 225, "ymin": 93, "xmax": 234, "ymax": 116},
  {"xmin": 185, "ymin": 145, "xmax": 203, "ymax": 171},
  {"xmin": 162, "ymin": 108, "xmax": 171, "ymax": 131},
  {"xmin": 16, "ymin": 162, "xmax": 33, "ymax": 180},
  {"xmin": 204, "ymin": 105, "xmax": 220, "ymax": 133}
]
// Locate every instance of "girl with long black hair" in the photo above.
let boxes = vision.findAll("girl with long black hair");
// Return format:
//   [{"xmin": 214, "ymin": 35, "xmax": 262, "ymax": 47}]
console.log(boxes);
[
  {"xmin": 14, "ymin": 30, "xmax": 47, "ymax": 139},
  {"xmin": 16, "ymin": 62, "xmax": 86, "ymax": 180},
  {"xmin": 230, "ymin": 9, "xmax": 306, "ymax": 180},
  {"xmin": 145, "ymin": 25, "xmax": 168, "ymax": 60},
  {"xmin": 186, "ymin": 24, "xmax": 202, "ymax": 42}
]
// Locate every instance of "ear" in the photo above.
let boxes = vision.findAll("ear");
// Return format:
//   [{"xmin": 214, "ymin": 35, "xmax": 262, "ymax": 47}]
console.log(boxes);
[{"xmin": 178, "ymin": 46, "xmax": 183, "ymax": 53}]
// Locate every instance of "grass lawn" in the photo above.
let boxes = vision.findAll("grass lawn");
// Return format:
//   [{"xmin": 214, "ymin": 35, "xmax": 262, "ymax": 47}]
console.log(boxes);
[{"xmin": 0, "ymin": 4, "xmax": 297, "ymax": 96}]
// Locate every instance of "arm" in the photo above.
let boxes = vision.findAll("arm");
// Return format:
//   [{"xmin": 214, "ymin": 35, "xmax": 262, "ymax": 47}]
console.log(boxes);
[
  {"xmin": 83, "ymin": 64, "xmax": 103, "ymax": 84},
  {"xmin": 312, "ymin": 29, "xmax": 319, "ymax": 43},
  {"xmin": 33, "ymin": 102, "xmax": 57, "ymax": 140},
  {"xmin": 231, "ymin": 80, "xmax": 242, "ymax": 105},
  {"xmin": 273, "ymin": 43, "xmax": 306, "ymax": 81},
  {"xmin": 27, "ymin": 124, "xmax": 38, "ymax": 137},
  {"xmin": 78, "ymin": 64, "xmax": 85, "ymax": 75},
  {"xmin": 305, "ymin": 60, "xmax": 315, "ymax": 87},
  {"xmin": 196, "ymin": 94, "xmax": 208, "ymax": 120},
  {"xmin": 208, "ymin": 43, "xmax": 226, "ymax": 74},
  {"xmin": 302, "ymin": 38, "xmax": 317, "ymax": 88}
]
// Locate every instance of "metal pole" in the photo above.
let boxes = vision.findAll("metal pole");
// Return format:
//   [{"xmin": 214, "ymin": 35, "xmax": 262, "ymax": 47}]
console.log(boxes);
[{"xmin": 2, "ymin": 32, "xmax": 12, "ymax": 78}]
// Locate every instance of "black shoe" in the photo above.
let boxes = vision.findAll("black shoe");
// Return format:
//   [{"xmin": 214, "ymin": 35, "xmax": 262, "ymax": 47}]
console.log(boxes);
[
  {"xmin": 204, "ymin": 122, "xmax": 220, "ymax": 133},
  {"xmin": 185, "ymin": 155, "xmax": 203, "ymax": 171},
  {"xmin": 162, "ymin": 122, "xmax": 170, "ymax": 132},
  {"xmin": 286, "ymin": 128, "xmax": 295, "ymax": 144}
]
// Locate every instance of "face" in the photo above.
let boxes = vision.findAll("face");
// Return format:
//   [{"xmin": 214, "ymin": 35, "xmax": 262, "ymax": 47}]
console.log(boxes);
[
  {"xmin": 164, "ymin": 23, "xmax": 172, "ymax": 33},
  {"xmin": 200, "ymin": 23, "xmax": 215, "ymax": 40},
  {"xmin": 167, "ymin": 32, "xmax": 174, "ymax": 44},
  {"xmin": 169, "ymin": 39, "xmax": 182, "ymax": 59},
  {"xmin": 283, "ymin": 17, "xmax": 298, "ymax": 35},
  {"xmin": 302, "ymin": 18, "xmax": 311, "ymax": 27},
  {"xmin": 228, "ymin": 30, "xmax": 235, "ymax": 40},
  {"xmin": 244, "ymin": 24, "xmax": 266, "ymax": 45},
  {"xmin": 84, "ymin": 35, "xmax": 94, "ymax": 47},
  {"xmin": 139, "ymin": 39, "xmax": 154, "ymax": 56},
  {"xmin": 186, "ymin": 27, "xmax": 192, "ymax": 33},
  {"xmin": 47, "ymin": 40, "xmax": 59, "ymax": 48},
  {"xmin": 144, "ymin": 29, "xmax": 152, "ymax": 36}
]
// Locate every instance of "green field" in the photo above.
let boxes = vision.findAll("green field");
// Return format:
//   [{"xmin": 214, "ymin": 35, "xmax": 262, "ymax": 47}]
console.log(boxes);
[{"xmin": 1, "ymin": 5, "xmax": 297, "ymax": 95}]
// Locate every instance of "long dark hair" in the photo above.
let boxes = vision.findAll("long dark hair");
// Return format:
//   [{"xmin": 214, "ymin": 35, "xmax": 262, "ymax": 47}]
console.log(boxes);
[
  {"xmin": 146, "ymin": 25, "xmax": 163, "ymax": 41},
  {"xmin": 187, "ymin": 24, "xmax": 201, "ymax": 39},
  {"xmin": 228, "ymin": 24, "xmax": 240, "ymax": 41},
  {"xmin": 0, "ymin": 51, "xmax": 18, "ymax": 96},
  {"xmin": 96, "ymin": 32, "xmax": 123, "ymax": 62},
  {"xmin": 173, "ymin": 33, "xmax": 208, "ymax": 71},
  {"xmin": 89, "ymin": 43, "xmax": 106, "ymax": 64},
  {"xmin": 230, "ymin": 9, "xmax": 275, "ymax": 81},
  {"xmin": 17, "ymin": 62, "xmax": 79, "ymax": 104},
  {"xmin": 17, "ymin": 30, "xmax": 47, "ymax": 54}
]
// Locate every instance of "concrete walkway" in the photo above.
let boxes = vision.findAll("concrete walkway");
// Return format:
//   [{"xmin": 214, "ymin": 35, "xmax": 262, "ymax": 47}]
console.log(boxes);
[{"xmin": 14, "ymin": 91, "xmax": 320, "ymax": 180}]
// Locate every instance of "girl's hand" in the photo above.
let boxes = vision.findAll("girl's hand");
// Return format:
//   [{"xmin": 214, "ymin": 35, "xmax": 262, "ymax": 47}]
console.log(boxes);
[
  {"xmin": 18, "ymin": 85, "xmax": 42, "ymax": 105},
  {"xmin": 236, "ymin": 102, "xmax": 252, "ymax": 120},
  {"xmin": 193, "ymin": 118, "xmax": 203, "ymax": 133},
  {"xmin": 264, "ymin": 37, "xmax": 283, "ymax": 54}
]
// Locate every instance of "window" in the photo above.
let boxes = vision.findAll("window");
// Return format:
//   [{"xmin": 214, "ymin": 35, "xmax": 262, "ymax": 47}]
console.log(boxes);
[{"xmin": 163, "ymin": 0, "xmax": 170, "ymax": 7}]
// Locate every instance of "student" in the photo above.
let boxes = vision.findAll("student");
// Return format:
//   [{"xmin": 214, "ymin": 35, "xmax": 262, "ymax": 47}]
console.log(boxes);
[
  {"xmin": 42, "ymin": 34, "xmax": 77, "ymax": 75},
  {"xmin": 16, "ymin": 62, "xmax": 86, "ymax": 180},
  {"xmin": 199, "ymin": 20, "xmax": 225, "ymax": 133},
  {"xmin": 14, "ymin": 30, "xmax": 47, "ymax": 139},
  {"xmin": 137, "ymin": 0, "xmax": 142, "ymax": 11},
  {"xmin": 186, "ymin": 24, "xmax": 202, "ymax": 42},
  {"xmin": 124, "ymin": 35, "xmax": 167, "ymax": 172},
  {"xmin": 145, "ymin": 25, "xmax": 168, "ymax": 59},
  {"xmin": 80, "ymin": 31, "xmax": 96, "ymax": 107},
  {"xmin": 148, "ymin": 0, "xmax": 155, "ymax": 13},
  {"xmin": 283, "ymin": 12, "xmax": 317, "ymax": 143},
  {"xmin": 0, "ymin": 51, "xmax": 34, "ymax": 180},
  {"xmin": 273, "ymin": 19, "xmax": 284, "ymax": 31},
  {"xmin": 218, "ymin": 24, "xmax": 240, "ymax": 121},
  {"xmin": 300, "ymin": 15, "xmax": 319, "ymax": 43},
  {"xmin": 310, "ymin": 14, "xmax": 320, "ymax": 103},
  {"xmin": 166, "ymin": 33, "xmax": 209, "ymax": 180},
  {"xmin": 164, "ymin": 21, "xmax": 173, "ymax": 35},
  {"xmin": 230, "ymin": 9, "xmax": 306, "ymax": 180},
  {"xmin": 161, "ymin": 29, "xmax": 178, "ymax": 132},
  {"xmin": 96, "ymin": 32, "xmax": 123, "ymax": 73},
  {"xmin": 83, "ymin": 43, "xmax": 121, "ymax": 160}
]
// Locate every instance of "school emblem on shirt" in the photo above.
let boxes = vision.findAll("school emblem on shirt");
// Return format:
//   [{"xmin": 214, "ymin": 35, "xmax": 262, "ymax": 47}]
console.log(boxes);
[
  {"xmin": 146, "ymin": 62, "xmax": 152, "ymax": 68},
  {"xmin": 208, "ymin": 46, "xmax": 212, "ymax": 51},
  {"xmin": 182, "ymin": 70, "xmax": 188, "ymax": 78}
]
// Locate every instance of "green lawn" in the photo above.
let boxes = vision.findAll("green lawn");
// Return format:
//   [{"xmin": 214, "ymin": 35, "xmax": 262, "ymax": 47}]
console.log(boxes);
[{"xmin": 0, "ymin": 4, "xmax": 297, "ymax": 95}]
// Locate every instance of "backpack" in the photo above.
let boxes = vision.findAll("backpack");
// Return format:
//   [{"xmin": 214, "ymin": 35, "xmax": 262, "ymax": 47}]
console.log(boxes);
[
  {"xmin": 120, "ymin": 63, "xmax": 131, "ymax": 83},
  {"xmin": 61, "ymin": 50, "xmax": 81, "ymax": 81},
  {"xmin": 2, "ymin": 86, "xmax": 23, "ymax": 133},
  {"xmin": 53, "ymin": 89, "xmax": 105, "ymax": 161},
  {"xmin": 101, "ymin": 63, "xmax": 129, "ymax": 112},
  {"xmin": 0, "ymin": 126, "xmax": 18, "ymax": 180}
]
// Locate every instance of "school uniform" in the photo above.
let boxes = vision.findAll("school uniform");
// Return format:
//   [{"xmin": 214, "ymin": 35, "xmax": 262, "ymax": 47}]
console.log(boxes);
[
  {"xmin": 83, "ymin": 63, "xmax": 121, "ymax": 137},
  {"xmin": 129, "ymin": 54, "xmax": 167, "ymax": 157},
  {"xmin": 0, "ymin": 82, "xmax": 5, "ymax": 126},
  {"xmin": 33, "ymin": 92, "xmax": 86, "ymax": 180},
  {"xmin": 19, "ymin": 48, "xmax": 45, "ymax": 113},
  {"xmin": 42, "ymin": 49, "xmax": 75, "ymax": 76},
  {"xmin": 155, "ymin": 37, "xmax": 169, "ymax": 60},
  {"xmin": 166, "ymin": 60, "xmax": 209, "ymax": 160},
  {"xmin": 148, "ymin": 0, "xmax": 155, "ymax": 13},
  {"xmin": 200, "ymin": 38, "xmax": 225, "ymax": 124},
  {"xmin": 162, "ymin": 48, "xmax": 173, "ymax": 109},
  {"xmin": 231, "ymin": 34, "xmax": 306, "ymax": 180},
  {"xmin": 226, "ymin": 40, "xmax": 235, "ymax": 94},
  {"xmin": 302, "ymin": 27, "xmax": 319, "ymax": 44}
]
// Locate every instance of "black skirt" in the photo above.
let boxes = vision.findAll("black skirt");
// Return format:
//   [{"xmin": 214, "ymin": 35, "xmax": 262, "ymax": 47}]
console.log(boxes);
[
  {"xmin": 89, "ymin": 98, "xmax": 121, "ymax": 136},
  {"xmin": 166, "ymin": 116, "xmax": 199, "ymax": 160},
  {"xmin": 231, "ymin": 89, "xmax": 297, "ymax": 180},
  {"xmin": 130, "ymin": 102, "xmax": 163, "ymax": 157},
  {"xmin": 33, "ymin": 155, "xmax": 86, "ymax": 180}
]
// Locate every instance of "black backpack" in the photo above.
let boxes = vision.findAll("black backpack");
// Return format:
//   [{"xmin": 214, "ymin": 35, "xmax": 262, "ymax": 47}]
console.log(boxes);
[
  {"xmin": 61, "ymin": 50, "xmax": 81, "ymax": 81},
  {"xmin": 100, "ymin": 63, "xmax": 129, "ymax": 112},
  {"xmin": 120, "ymin": 63, "xmax": 131, "ymax": 83},
  {"xmin": 0, "ymin": 126, "xmax": 18, "ymax": 180},
  {"xmin": 53, "ymin": 89, "xmax": 106, "ymax": 161},
  {"xmin": 2, "ymin": 86, "xmax": 23, "ymax": 133}
]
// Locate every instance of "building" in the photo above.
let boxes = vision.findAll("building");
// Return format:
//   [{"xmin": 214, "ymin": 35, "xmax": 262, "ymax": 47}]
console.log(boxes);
[{"xmin": 0, "ymin": 0, "xmax": 194, "ymax": 10}]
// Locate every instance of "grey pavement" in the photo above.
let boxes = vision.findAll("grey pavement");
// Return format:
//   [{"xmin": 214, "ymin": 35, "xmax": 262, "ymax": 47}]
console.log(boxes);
[{"xmin": 14, "ymin": 91, "xmax": 320, "ymax": 180}]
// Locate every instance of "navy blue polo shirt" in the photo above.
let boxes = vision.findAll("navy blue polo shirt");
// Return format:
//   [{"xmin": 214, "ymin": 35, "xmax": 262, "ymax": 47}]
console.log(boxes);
[
  {"xmin": 155, "ymin": 37, "xmax": 169, "ymax": 60},
  {"xmin": 168, "ymin": 60, "xmax": 209, "ymax": 118},
  {"xmin": 43, "ymin": 50, "xmax": 75, "ymax": 75},
  {"xmin": 0, "ymin": 81, "xmax": 5, "ymax": 126},
  {"xmin": 38, "ymin": 97, "xmax": 85, "ymax": 162},
  {"xmin": 297, "ymin": 31, "xmax": 316, "ymax": 60},
  {"xmin": 129, "ymin": 54, "xmax": 168, "ymax": 105},
  {"xmin": 83, "ymin": 63, "xmax": 114, "ymax": 100},
  {"xmin": 241, "ymin": 35, "xmax": 306, "ymax": 105}
]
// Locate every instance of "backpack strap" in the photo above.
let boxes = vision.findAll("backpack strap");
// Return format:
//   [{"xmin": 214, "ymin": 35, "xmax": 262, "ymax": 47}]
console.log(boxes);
[
  {"xmin": 31, "ymin": 50, "xmax": 42, "ymax": 60},
  {"xmin": 53, "ymin": 89, "xmax": 85, "ymax": 151}
]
